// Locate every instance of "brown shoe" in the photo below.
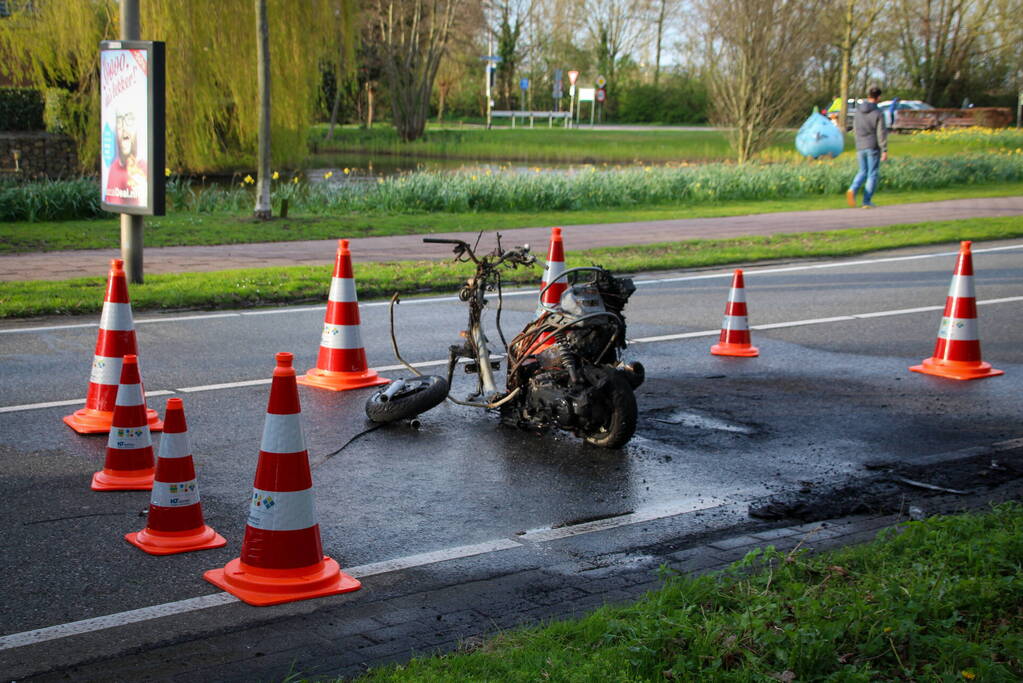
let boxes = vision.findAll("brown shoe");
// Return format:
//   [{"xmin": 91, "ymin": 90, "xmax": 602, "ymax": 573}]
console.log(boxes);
[{"xmin": 846, "ymin": 189, "xmax": 856, "ymax": 208}]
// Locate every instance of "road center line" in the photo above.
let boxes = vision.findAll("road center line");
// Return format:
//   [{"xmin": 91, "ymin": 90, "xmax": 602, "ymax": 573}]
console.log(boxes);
[
  {"xmin": 3, "ymin": 296, "xmax": 1021, "ymax": 415},
  {"xmin": 2, "ymin": 243, "xmax": 1019, "ymax": 336}
]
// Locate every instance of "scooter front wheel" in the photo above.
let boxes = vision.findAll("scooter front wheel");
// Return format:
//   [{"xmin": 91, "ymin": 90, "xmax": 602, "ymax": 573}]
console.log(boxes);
[{"xmin": 365, "ymin": 375, "xmax": 449, "ymax": 424}]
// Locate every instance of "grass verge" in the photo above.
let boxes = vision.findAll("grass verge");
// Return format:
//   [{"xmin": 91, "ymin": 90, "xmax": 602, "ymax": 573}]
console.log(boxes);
[
  {"xmin": 2, "ymin": 216, "xmax": 1020, "ymax": 319},
  {"xmin": 354, "ymin": 503, "xmax": 1023, "ymax": 681},
  {"xmin": 2, "ymin": 181, "xmax": 1022, "ymax": 254}
]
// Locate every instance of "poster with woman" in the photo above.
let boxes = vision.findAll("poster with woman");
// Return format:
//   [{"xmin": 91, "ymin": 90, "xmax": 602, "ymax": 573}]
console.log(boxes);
[{"xmin": 99, "ymin": 41, "xmax": 165, "ymax": 215}]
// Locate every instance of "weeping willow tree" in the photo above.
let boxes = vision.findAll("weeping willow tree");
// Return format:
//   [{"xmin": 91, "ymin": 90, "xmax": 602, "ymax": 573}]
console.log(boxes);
[{"xmin": 0, "ymin": 0, "xmax": 356, "ymax": 172}]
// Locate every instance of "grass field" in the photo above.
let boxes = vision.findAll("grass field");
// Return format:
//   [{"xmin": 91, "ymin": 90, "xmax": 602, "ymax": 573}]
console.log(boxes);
[
  {"xmin": 3, "ymin": 181, "xmax": 1021, "ymax": 254},
  {"xmin": 309, "ymin": 124, "xmax": 1023, "ymax": 165},
  {"xmin": 2, "ymin": 216, "xmax": 1019, "ymax": 318},
  {"xmin": 352, "ymin": 503, "xmax": 1023, "ymax": 681}
]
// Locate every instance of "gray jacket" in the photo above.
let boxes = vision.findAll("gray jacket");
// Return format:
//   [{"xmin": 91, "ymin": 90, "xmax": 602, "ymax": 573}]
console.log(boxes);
[{"xmin": 853, "ymin": 100, "xmax": 887, "ymax": 153}]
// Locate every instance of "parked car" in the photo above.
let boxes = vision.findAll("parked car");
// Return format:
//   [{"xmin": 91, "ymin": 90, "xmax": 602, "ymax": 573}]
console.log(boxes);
[{"xmin": 878, "ymin": 99, "xmax": 934, "ymax": 128}]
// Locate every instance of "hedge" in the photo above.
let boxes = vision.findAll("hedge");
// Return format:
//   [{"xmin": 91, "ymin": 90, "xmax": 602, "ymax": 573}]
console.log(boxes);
[{"xmin": 0, "ymin": 87, "xmax": 45, "ymax": 131}]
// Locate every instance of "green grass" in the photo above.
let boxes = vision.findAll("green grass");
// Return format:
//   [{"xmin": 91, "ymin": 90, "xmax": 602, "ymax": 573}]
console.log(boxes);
[
  {"xmin": 2, "ymin": 216, "xmax": 1020, "ymax": 318},
  {"xmin": 309, "ymin": 124, "xmax": 1023, "ymax": 165},
  {"xmin": 354, "ymin": 503, "xmax": 1023, "ymax": 681},
  {"xmin": 3, "ymin": 181, "xmax": 1022, "ymax": 254}
]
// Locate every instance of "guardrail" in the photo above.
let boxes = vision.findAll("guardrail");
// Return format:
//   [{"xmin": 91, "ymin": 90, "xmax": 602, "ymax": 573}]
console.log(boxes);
[{"xmin": 490, "ymin": 110, "xmax": 572, "ymax": 129}]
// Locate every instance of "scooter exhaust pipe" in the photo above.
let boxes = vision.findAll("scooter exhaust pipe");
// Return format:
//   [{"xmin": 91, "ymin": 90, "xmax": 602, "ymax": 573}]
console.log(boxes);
[{"xmin": 378, "ymin": 379, "xmax": 406, "ymax": 402}]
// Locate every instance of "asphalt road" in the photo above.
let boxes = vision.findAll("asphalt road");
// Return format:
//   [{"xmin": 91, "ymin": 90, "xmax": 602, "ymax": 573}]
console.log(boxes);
[{"xmin": 1, "ymin": 239, "xmax": 1021, "ymax": 675}]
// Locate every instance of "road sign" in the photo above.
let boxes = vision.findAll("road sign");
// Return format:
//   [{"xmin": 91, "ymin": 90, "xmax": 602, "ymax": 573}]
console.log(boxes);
[
  {"xmin": 578, "ymin": 87, "xmax": 595, "ymax": 102},
  {"xmin": 480, "ymin": 55, "xmax": 503, "ymax": 62},
  {"xmin": 595, "ymin": 75, "xmax": 606, "ymax": 88},
  {"xmin": 595, "ymin": 87, "xmax": 606, "ymax": 103},
  {"xmin": 568, "ymin": 70, "xmax": 579, "ymax": 85},
  {"xmin": 553, "ymin": 69, "xmax": 563, "ymax": 99},
  {"xmin": 520, "ymin": 77, "xmax": 529, "ymax": 91}
]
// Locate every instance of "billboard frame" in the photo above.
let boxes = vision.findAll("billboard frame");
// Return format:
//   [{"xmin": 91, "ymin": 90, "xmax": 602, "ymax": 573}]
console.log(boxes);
[{"xmin": 99, "ymin": 39, "xmax": 165, "ymax": 216}]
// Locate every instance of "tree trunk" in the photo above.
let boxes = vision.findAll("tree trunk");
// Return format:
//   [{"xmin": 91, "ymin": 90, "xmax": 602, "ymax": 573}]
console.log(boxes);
[
  {"xmin": 254, "ymin": 0, "xmax": 272, "ymax": 220},
  {"xmin": 654, "ymin": 0, "xmax": 666, "ymax": 85},
  {"xmin": 326, "ymin": 72, "xmax": 343, "ymax": 140},
  {"xmin": 366, "ymin": 82, "xmax": 375, "ymax": 128},
  {"xmin": 838, "ymin": 0, "xmax": 853, "ymax": 132}
]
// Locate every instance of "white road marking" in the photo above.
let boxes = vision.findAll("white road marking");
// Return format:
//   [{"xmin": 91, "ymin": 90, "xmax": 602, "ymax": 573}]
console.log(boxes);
[
  {"xmin": 2, "ymin": 242, "xmax": 1019, "ymax": 336},
  {"xmin": 0, "ymin": 593, "xmax": 240, "ymax": 651},
  {"xmin": 2, "ymin": 296, "xmax": 1020, "ymax": 414},
  {"xmin": 517, "ymin": 498, "xmax": 728, "ymax": 543},
  {"xmin": 346, "ymin": 539, "xmax": 522, "ymax": 578},
  {"xmin": 0, "ymin": 389, "xmax": 174, "ymax": 414}
]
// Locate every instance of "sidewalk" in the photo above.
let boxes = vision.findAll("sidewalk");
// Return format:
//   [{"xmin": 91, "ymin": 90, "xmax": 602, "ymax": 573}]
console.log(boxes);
[{"xmin": 2, "ymin": 196, "xmax": 1021, "ymax": 282}]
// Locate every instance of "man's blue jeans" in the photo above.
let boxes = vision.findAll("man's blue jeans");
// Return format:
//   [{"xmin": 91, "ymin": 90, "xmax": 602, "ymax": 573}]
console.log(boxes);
[{"xmin": 849, "ymin": 149, "xmax": 880, "ymax": 205}]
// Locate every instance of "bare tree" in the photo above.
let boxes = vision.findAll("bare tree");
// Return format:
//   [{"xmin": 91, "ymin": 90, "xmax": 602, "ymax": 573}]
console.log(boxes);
[
  {"xmin": 835, "ymin": 0, "xmax": 883, "ymax": 129},
  {"xmin": 697, "ymin": 0, "xmax": 829, "ymax": 163},
  {"xmin": 892, "ymin": 0, "xmax": 997, "ymax": 106},
  {"xmin": 650, "ymin": 0, "xmax": 682, "ymax": 85},
  {"xmin": 369, "ymin": 0, "xmax": 462, "ymax": 142},
  {"xmin": 586, "ymin": 0, "xmax": 650, "ymax": 88}
]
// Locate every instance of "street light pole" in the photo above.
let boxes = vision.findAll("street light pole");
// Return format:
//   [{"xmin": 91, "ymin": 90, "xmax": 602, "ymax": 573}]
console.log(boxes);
[{"xmin": 120, "ymin": 0, "xmax": 144, "ymax": 284}]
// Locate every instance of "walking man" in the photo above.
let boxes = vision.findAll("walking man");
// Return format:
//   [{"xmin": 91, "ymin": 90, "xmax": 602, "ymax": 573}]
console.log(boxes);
[{"xmin": 846, "ymin": 86, "xmax": 888, "ymax": 208}]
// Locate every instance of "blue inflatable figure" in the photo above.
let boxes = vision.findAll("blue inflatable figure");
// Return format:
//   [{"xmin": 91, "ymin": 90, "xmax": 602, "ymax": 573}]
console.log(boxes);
[{"xmin": 795, "ymin": 108, "xmax": 844, "ymax": 159}]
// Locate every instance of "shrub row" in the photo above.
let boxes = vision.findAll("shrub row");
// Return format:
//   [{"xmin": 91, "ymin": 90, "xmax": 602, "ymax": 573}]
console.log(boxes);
[
  {"xmin": 0, "ymin": 177, "xmax": 103, "ymax": 221},
  {"xmin": 0, "ymin": 87, "xmax": 45, "ymax": 131}
]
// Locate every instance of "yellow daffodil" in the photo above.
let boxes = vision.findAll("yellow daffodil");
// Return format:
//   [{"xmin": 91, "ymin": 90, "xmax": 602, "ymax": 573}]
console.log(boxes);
[
  {"xmin": 961, "ymin": 672, "xmax": 976, "ymax": 680},
  {"xmin": 292, "ymin": 176, "xmax": 299, "ymax": 184},
  {"xmin": 343, "ymin": 168, "xmax": 351, "ymax": 175},
  {"xmin": 272, "ymin": 171, "xmax": 279, "ymax": 180},
  {"xmin": 324, "ymin": 171, "xmax": 334, "ymax": 179},
  {"xmin": 243, "ymin": 174, "xmax": 254, "ymax": 184},
  {"xmin": 165, "ymin": 167, "xmax": 171, "ymax": 177}
]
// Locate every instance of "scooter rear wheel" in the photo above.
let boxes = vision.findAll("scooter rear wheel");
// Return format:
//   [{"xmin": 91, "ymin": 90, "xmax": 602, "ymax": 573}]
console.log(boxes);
[
  {"xmin": 365, "ymin": 375, "xmax": 449, "ymax": 424},
  {"xmin": 583, "ymin": 372, "xmax": 637, "ymax": 449}
]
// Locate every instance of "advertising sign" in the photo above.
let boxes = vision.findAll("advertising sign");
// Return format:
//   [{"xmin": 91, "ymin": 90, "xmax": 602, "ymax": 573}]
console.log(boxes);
[
  {"xmin": 578, "ymin": 87, "xmax": 595, "ymax": 102},
  {"xmin": 100, "ymin": 40, "xmax": 165, "ymax": 216}
]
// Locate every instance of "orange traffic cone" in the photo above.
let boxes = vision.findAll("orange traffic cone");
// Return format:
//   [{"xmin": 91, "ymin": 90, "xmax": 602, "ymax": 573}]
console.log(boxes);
[
  {"xmin": 911, "ymin": 241, "xmax": 1003, "ymax": 380},
  {"xmin": 64, "ymin": 258, "xmax": 162, "ymax": 434},
  {"xmin": 91, "ymin": 354, "xmax": 156, "ymax": 491},
  {"xmin": 711, "ymin": 269, "xmax": 759, "ymax": 357},
  {"xmin": 298, "ymin": 240, "xmax": 388, "ymax": 392},
  {"xmin": 205, "ymin": 352, "xmax": 361, "ymax": 606},
  {"xmin": 536, "ymin": 227, "xmax": 568, "ymax": 315},
  {"xmin": 125, "ymin": 398, "xmax": 226, "ymax": 555}
]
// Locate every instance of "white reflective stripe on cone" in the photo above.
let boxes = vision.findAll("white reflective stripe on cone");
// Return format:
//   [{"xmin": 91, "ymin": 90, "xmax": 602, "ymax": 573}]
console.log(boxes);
[
  {"xmin": 543, "ymin": 259, "xmax": 565, "ymax": 283},
  {"xmin": 320, "ymin": 323, "xmax": 363, "ymax": 350},
  {"xmin": 90, "ymin": 356, "xmax": 123, "ymax": 385},
  {"xmin": 947, "ymin": 275, "xmax": 976, "ymax": 299},
  {"xmin": 938, "ymin": 316, "xmax": 979, "ymax": 341},
  {"xmin": 247, "ymin": 488, "xmax": 316, "ymax": 531},
  {"xmin": 720, "ymin": 315, "xmax": 749, "ymax": 331},
  {"xmin": 328, "ymin": 277, "xmax": 358, "ymax": 303},
  {"xmin": 115, "ymin": 382, "xmax": 145, "ymax": 407},
  {"xmin": 150, "ymin": 479, "xmax": 199, "ymax": 507},
  {"xmin": 99, "ymin": 302, "xmax": 135, "ymax": 331},
  {"xmin": 108, "ymin": 425, "xmax": 153, "ymax": 450},
  {"xmin": 260, "ymin": 413, "xmax": 306, "ymax": 454},
  {"xmin": 727, "ymin": 288, "xmax": 747, "ymax": 303},
  {"xmin": 157, "ymin": 431, "xmax": 191, "ymax": 459}
]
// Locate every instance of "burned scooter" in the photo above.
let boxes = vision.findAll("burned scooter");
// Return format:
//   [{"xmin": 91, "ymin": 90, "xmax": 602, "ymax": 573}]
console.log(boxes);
[{"xmin": 365, "ymin": 235, "xmax": 643, "ymax": 448}]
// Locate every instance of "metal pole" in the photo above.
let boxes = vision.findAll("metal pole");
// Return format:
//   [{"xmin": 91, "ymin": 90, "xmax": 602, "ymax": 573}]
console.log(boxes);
[{"xmin": 119, "ymin": 0, "xmax": 144, "ymax": 284}]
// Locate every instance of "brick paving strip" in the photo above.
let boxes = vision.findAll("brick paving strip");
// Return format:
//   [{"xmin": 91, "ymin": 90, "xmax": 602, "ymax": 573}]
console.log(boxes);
[
  {"xmin": 2, "ymin": 196, "xmax": 1022, "ymax": 282},
  {"xmin": 6, "ymin": 444, "xmax": 1022, "ymax": 682}
]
